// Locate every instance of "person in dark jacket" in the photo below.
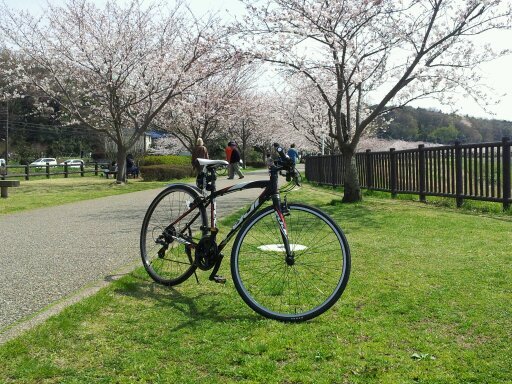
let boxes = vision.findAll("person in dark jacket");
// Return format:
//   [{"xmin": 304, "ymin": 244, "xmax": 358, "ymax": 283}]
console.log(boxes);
[
  {"xmin": 228, "ymin": 142, "xmax": 244, "ymax": 179},
  {"xmin": 191, "ymin": 138, "xmax": 209, "ymax": 174},
  {"xmin": 126, "ymin": 153, "xmax": 139, "ymax": 177}
]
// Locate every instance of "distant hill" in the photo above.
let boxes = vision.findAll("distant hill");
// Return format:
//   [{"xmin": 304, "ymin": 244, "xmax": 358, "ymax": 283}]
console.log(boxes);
[
  {"xmin": 357, "ymin": 137, "xmax": 441, "ymax": 152},
  {"xmin": 375, "ymin": 106, "xmax": 512, "ymax": 144}
]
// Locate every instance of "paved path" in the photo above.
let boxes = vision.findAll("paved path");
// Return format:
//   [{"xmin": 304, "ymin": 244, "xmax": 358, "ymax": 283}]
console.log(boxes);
[{"xmin": 0, "ymin": 167, "xmax": 289, "ymax": 342}]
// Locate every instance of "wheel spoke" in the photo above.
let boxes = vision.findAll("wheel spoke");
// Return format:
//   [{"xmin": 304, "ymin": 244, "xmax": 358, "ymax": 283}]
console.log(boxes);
[
  {"xmin": 232, "ymin": 204, "xmax": 350, "ymax": 322},
  {"xmin": 141, "ymin": 186, "xmax": 206, "ymax": 286}
]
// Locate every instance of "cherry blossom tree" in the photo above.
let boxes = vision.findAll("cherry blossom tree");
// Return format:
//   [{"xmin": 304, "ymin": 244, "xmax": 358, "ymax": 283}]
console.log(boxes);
[
  {"xmin": 225, "ymin": 90, "xmax": 271, "ymax": 164},
  {"xmin": 277, "ymin": 80, "xmax": 337, "ymax": 154},
  {"xmin": 240, "ymin": 0, "xmax": 512, "ymax": 202},
  {"xmin": 155, "ymin": 63, "xmax": 257, "ymax": 154},
  {"xmin": 245, "ymin": 91, "xmax": 313, "ymax": 159},
  {"xmin": 0, "ymin": 0, "xmax": 237, "ymax": 182}
]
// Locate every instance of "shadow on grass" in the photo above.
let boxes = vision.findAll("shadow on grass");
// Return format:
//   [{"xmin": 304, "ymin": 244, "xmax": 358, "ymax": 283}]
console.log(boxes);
[
  {"xmin": 323, "ymin": 201, "xmax": 381, "ymax": 234},
  {"xmin": 112, "ymin": 273, "xmax": 260, "ymax": 329}
]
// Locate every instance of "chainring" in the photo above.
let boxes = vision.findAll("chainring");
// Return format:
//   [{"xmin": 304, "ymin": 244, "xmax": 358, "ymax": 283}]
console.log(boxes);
[{"xmin": 194, "ymin": 235, "xmax": 219, "ymax": 270}]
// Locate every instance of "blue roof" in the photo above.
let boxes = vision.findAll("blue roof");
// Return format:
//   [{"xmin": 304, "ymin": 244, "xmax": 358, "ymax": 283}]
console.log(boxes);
[{"xmin": 145, "ymin": 131, "xmax": 164, "ymax": 139}]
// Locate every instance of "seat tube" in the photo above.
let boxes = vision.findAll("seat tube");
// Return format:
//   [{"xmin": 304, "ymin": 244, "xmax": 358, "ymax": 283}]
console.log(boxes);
[
  {"xmin": 209, "ymin": 168, "xmax": 217, "ymax": 229},
  {"xmin": 270, "ymin": 167, "xmax": 292, "ymax": 258}
]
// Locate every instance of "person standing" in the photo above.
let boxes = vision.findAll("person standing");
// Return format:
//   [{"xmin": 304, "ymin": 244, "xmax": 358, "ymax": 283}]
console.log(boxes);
[
  {"xmin": 287, "ymin": 143, "xmax": 299, "ymax": 165},
  {"xmin": 229, "ymin": 142, "xmax": 244, "ymax": 179},
  {"xmin": 225, "ymin": 141, "xmax": 234, "ymax": 179},
  {"xmin": 191, "ymin": 138, "xmax": 209, "ymax": 174}
]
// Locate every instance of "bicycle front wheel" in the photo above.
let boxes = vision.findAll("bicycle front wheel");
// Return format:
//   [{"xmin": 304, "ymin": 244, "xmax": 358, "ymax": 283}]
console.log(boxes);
[
  {"xmin": 140, "ymin": 185, "xmax": 207, "ymax": 286},
  {"xmin": 231, "ymin": 204, "xmax": 350, "ymax": 322}
]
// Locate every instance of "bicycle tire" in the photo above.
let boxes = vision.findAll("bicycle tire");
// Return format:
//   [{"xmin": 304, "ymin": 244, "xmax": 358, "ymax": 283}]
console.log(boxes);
[
  {"xmin": 231, "ymin": 203, "xmax": 350, "ymax": 322},
  {"xmin": 140, "ymin": 184, "xmax": 207, "ymax": 286}
]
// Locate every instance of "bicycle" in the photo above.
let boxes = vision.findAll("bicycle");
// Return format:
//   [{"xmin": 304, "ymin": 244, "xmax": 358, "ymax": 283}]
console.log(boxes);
[
  {"xmin": 140, "ymin": 144, "xmax": 351, "ymax": 322},
  {"xmin": 216, "ymin": 164, "xmax": 228, "ymax": 176}
]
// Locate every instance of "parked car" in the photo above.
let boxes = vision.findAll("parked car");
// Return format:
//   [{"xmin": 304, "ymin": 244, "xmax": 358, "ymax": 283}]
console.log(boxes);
[
  {"xmin": 60, "ymin": 159, "xmax": 84, "ymax": 168},
  {"xmin": 30, "ymin": 158, "xmax": 58, "ymax": 167}
]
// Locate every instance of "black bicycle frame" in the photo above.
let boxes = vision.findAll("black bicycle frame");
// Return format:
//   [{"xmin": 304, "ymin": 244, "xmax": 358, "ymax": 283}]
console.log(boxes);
[
  {"xmin": 167, "ymin": 165, "xmax": 292, "ymax": 270},
  {"xmin": 203, "ymin": 165, "xmax": 290, "ymax": 255}
]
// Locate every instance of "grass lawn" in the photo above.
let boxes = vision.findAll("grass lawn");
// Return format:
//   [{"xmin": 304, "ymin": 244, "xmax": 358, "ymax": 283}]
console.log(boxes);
[
  {"xmin": 0, "ymin": 177, "xmax": 183, "ymax": 215},
  {"xmin": 0, "ymin": 185, "xmax": 510, "ymax": 383}
]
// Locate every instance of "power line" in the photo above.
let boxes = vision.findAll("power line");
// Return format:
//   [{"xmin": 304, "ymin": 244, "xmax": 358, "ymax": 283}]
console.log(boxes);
[
  {"xmin": 0, "ymin": 120, "xmax": 96, "ymax": 136},
  {"xmin": 0, "ymin": 119, "xmax": 83, "ymax": 129}
]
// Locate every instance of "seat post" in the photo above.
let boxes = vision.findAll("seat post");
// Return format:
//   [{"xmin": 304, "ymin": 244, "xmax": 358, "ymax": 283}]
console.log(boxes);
[
  {"xmin": 208, "ymin": 167, "xmax": 217, "ymax": 228},
  {"xmin": 207, "ymin": 167, "xmax": 217, "ymax": 193}
]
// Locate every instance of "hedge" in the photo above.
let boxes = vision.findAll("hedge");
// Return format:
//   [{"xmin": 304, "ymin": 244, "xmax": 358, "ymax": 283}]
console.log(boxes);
[
  {"xmin": 141, "ymin": 155, "xmax": 191, "ymax": 166},
  {"xmin": 140, "ymin": 164, "xmax": 193, "ymax": 181}
]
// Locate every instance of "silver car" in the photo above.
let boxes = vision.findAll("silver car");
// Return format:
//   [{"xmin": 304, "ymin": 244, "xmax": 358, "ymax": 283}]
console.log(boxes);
[{"xmin": 30, "ymin": 158, "xmax": 58, "ymax": 167}]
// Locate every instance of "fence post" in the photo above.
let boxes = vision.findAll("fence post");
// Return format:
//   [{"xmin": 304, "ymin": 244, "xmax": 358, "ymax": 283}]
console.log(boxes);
[
  {"xmin": 94, "ymin": 162, "xmax": 99, "ymax": 176},
  {"xmin": 503, "ymin": 137, "xmax": 511, "ymax": 211},
  {"xmin": 25, "ymin": 165, "xmax": 29, "ymax": 181},
  {"xmin": 365, "ymin": 149, "xmax": 373, "ymax": 190},
  {"xmin": 331, "ymin": 154, "xmax": 336, "ymax": 188},
  {"xmin": 418, "ymin": 144, "xmax": 426, "ymax": 202},
  {"xmin": 46, "ymin": 163, "xmax": 50, "ymax": 179},
  {"xmin": 389, "ymin": 148, "xmax": 397, "ymax": 198},
  {"xmin": 64, "ymin": 163, "xmax": 69, "ymax": 178},
  {"xmin": 455, "ymin": 141, "xmax": 463, "ymax": 208},
  {"xmin": 80, "ymin": 163, "xmax": 85, "ymax": 177}
]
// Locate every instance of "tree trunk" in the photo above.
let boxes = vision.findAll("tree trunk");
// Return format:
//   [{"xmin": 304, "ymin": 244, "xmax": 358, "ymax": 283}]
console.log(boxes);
[
  {"xmin": 116, "ymin": 146, "xmax": 127, "ymax": 184},
  {"xmin": 341, "ymin": 151, "xmax": 361, "ymax": 203}
]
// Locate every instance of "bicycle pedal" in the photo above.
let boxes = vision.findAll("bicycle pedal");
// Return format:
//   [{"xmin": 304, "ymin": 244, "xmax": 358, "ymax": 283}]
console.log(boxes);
[{"xmin": 211, "ymin": 275, "xmax": 227, "ymax": 284}]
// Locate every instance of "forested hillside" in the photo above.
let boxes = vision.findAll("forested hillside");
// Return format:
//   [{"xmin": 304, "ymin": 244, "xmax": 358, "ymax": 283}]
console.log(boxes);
[{"xmin": 376, "ymin": 106, "xmax": 512, "ymax": 144}]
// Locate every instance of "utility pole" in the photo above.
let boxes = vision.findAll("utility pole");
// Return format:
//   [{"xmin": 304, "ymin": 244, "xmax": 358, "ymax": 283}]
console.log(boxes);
[{"xmin": 5, "ymin": 101, "xmax": 8, "ymax": 165}]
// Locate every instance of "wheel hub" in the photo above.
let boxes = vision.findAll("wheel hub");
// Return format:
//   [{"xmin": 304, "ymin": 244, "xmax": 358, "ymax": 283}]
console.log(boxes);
[{"xmin": 285, "ymin": 254, "xmax": 295, "ymax": 266}]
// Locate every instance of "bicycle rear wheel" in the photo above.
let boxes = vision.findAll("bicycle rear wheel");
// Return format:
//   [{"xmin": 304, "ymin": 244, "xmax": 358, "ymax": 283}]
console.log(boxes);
[
  {"xmin": 140, "ymin": 185, "xmax": 207, "ymax": 286},
  {"xmin": 231, "ymin": 204, "xmax": 350, "ymax": 322}
]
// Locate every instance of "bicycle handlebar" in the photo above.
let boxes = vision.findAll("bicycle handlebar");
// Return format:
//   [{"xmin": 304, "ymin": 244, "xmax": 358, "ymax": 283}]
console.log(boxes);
[
  {"xmin": 273, "ymin": 143, "xmax": 293, "ymax": 167},
  {"xmin": 273, "ymin": 143, "xmax": 300, "ymax": 185}
]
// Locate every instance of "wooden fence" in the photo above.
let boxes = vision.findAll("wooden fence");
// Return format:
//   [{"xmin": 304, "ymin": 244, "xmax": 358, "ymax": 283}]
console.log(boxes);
[
  {"xmin": 0, "ymin": 163, "xmax": 108, "ymax": 180},
  {"xmin": 305, "ymin": 137, "xmax": 512, "ymax": 210}
]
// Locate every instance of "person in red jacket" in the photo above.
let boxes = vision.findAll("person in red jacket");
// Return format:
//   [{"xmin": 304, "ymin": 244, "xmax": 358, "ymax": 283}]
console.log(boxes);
[
  {"xmin": 229, "ymin": 142, "xmax": 244, "ymax": 179},
  {"xmin": 225, "ymin": 141, "xmax": 234, "ymax": 179}
]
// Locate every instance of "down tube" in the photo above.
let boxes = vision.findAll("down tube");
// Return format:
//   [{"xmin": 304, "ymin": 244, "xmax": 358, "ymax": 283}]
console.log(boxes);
[{"xmin": 216, "ymin": 182, "xmax": 270, "ymax": 252}]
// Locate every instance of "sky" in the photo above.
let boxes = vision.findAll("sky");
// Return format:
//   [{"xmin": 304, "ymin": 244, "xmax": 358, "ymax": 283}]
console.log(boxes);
[{"xmin": 3, "ymin": 0, "xmax": 512, "ymax": 122}]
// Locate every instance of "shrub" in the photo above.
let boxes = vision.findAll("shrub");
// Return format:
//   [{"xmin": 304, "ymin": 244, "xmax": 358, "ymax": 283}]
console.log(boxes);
[
  {"xmin": 140, "ymin": 164, "xmax": 193, "ymax": 181},
  {"xmin": 141, "ymin": 155, "xmax": 191, "ymax": 166}
]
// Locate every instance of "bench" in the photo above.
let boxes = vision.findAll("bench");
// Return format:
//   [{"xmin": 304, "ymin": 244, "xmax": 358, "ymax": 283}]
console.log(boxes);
[
  {"xmin": 103, "ymin": 170, "xmax": 118, "ymax": 179},
  {"xmin": 0, "ymin": 180, "xmax": 20, "ymax": 198}
]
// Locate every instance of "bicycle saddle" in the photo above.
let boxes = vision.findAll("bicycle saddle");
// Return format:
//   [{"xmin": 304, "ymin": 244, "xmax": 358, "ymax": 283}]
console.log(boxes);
[{"xmin": 197, "ymin": 159, "xmax": 229, "ymax": 167}]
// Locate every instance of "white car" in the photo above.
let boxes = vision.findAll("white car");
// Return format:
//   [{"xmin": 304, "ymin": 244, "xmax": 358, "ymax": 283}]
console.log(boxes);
[
  {"xmin": 0, "ymin": 158, "xmax": 5, "ymax": 167},
  {"xmin": 30, "ymin": 158, "xmax": 58, "ymax": 167},
  {"xmin": 60, "ymin": 159, "xmax": 84, "ymax": 168}
]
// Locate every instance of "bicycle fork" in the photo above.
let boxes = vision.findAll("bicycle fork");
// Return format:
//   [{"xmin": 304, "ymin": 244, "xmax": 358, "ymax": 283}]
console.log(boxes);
[{"xmin": 272, "ymin": 194, "xmax": 294, "ymax": 265}]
